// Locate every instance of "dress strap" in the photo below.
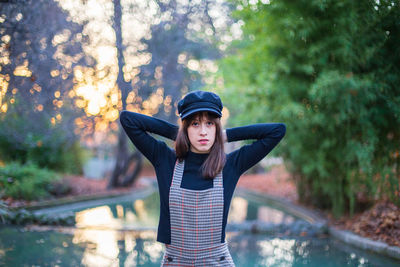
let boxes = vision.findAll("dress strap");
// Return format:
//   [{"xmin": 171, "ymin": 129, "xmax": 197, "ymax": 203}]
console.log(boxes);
[
  {"xmin": 171, "ymin": 159, "xmax": 184, "ymax": 188},
  {"xmin": 212, "ymin": 171, "xmax": 223, "ymax": 188},
  {"xmin": 171, "ymin": 159, "xmax": 223, "ymax": 188}
]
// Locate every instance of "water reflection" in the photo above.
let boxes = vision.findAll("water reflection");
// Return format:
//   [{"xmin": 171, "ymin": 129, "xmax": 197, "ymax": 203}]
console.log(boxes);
[
  {"xmin": 70, "ymin": 193, "xmax": 302, "ymax": 266},
  {"xmin": 257, "ymin": 206, "xmax": 294, "ymax": 224},
  {"xmin": 76, "ymin": 206, "xmax": 119, "ymax": 228},
  {"xmin": 74, "ymin": 193, "xmax": 296, "ymax": 230},
  {"xmin": 72, "ymin": 229, "xmax": 162, "ymax": 267},
  {"xmin": 73, "ymin": 229, "xmax": 120, "ymax": 266},
  {"xmin": 1, "ymin": 227, "xmax": 399, "ymax": 266},
  {"xmin": 229, "ymin": 197, "xmax": 248, "ymax": 222},
  {"xmin": 74, "ymin": 194, "xmax": 160, "ymax": 229},
  {"xmin": 227, "ymin": 233, "xmax": 392, "ymax": 267},
  {"xmin": 228, "ymin": 196, "xmax": 295, "ymax": 224},
  {"xmin": 259, "ymin": 239, "xmax": 296, "ymax": 266}
]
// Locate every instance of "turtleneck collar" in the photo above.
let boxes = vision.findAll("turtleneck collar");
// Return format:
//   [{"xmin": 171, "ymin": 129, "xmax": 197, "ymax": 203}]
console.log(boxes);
[{"xmin": 187, "ymin": 150, "xmax": 209, "ymax": 163}]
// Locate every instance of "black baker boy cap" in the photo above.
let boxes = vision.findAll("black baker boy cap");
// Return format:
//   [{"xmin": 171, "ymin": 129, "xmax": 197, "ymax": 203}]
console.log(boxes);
[{"xmin": 177, "ymin": 90, "xmax": 223, "ymax": 120}]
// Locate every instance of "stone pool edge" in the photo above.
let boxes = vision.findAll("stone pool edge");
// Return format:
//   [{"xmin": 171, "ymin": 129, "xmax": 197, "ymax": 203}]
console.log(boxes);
[
  {"xmin": 236, "ymin": 188, "xmax": 400, "ymax": 261},
  {"xmin": 12, "ymin": 177, "xmax": 157, "ymax": 211},
  {"xmin": 328, "ymin": 227, "xmax": 400, "ymax": 261}
]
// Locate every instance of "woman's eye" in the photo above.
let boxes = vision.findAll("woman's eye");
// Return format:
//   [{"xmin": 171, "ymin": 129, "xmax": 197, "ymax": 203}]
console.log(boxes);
[
  {"xmin": 207, "ymin": 121, "xmax": 214, "ymax": 126},
  {"xmin": 192, "ymin": 122, "xmax": 199, "ymax": 126}
]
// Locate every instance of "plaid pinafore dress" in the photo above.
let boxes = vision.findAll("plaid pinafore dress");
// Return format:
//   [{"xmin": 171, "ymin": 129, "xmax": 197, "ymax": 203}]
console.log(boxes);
[{"xmin": 161, "ymin": 160, "xmax": 235, "ymax": 266}]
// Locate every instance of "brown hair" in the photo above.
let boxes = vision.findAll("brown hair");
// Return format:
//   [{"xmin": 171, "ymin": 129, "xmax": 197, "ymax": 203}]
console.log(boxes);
[{"xmin": 175, "ymin": 111, "xmax": 226, "ymax": 179}]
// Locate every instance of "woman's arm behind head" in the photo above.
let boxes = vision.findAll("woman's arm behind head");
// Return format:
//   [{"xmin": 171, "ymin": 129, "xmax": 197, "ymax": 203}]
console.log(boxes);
[{"xmin": 120, "ymin": 111, "xmax": 178, "ymax": 165}]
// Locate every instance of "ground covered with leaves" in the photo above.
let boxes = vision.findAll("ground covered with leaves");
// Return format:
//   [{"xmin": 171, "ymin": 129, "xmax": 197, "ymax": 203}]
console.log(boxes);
[{"xmin": 330, "ymin": 201, "xmax": 400, "ymax": 247}]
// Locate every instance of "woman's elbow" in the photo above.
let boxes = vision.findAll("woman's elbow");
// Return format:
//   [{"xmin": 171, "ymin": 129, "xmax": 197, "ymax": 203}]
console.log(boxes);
[
  {"xmin": 119, "ymin": 110, "xmax": 130, "ymax": 127},
  {"xmin": 278, "ymin": 123, "xmax": 286, "ymax": 138}
]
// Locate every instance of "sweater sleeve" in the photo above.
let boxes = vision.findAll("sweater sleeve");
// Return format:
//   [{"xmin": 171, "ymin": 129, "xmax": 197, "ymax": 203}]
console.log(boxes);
[
  {"xmin": 119, "ymin": 111, "xmax": 179, "ymax": 166},
  {"xmin": 226, "ymin": 123, "xmax": 286, "ymax": 176}
]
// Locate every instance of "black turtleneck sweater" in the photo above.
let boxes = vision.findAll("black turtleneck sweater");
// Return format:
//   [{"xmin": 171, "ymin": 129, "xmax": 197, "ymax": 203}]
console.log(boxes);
[{"xmin": 119, "ymin": 111, "xmax": 286, "ymax": 244}]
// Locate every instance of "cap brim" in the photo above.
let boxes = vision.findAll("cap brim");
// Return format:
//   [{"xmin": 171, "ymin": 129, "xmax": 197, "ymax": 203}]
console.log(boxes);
[{"xmin": 181, "ymin": 107, "xmax": 222, "ymax": 120}]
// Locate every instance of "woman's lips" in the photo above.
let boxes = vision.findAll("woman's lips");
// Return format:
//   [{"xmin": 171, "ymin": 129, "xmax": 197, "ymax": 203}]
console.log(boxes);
[{"xmin": 199, "ymin": 139, "xmax": 208, "ymax": 144}]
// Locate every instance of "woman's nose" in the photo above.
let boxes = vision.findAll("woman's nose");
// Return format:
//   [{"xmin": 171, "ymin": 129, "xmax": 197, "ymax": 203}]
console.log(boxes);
[{"xmin": 200, "ymin": 123, "xmax": 207, "ymax": 135}]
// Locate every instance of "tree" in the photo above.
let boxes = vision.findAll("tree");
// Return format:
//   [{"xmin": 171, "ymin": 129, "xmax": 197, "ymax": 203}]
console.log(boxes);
[
  {"xmin": 134, "ymin": 1, "xmax": 223, "ymax": 122},
  {"xmin": 108, "ymin": 0, "xmax": 142, "ymax": 187},
  {"xmin": 0, "ymin": 0, "xmax": 92, "ymax": 171},
  {"xmin": 218, "ymin": 0, "xmax": 400, "ymax": 215},
  {"xmin": 108, "ymin": 0, "xmax": 233, "ymax": 187}
]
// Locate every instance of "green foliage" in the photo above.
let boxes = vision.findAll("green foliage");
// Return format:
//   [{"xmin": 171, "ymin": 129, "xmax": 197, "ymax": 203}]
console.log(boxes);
[
  {"xmin": 0, "ymin": 200, "xmax": 8, "ymax": 223},
  {"xmin": 0, "ymin": 0, "xmax": 91, "ymax": 175},
  {"xmin": 0, "ymin": 110, "xmax": 86, "ymax": 174},
  {"xmin": 218, "ymin": 0, "xmax": 400, "ymax": 216},
  {"xmin": 0, "ymin": 162, "xmax": 60, "ymax": 201}
]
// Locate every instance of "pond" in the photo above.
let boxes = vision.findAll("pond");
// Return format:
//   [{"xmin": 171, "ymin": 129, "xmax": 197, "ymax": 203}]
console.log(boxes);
[
  {"xmin": 32, "ymin": 188, "xmax": 299, "ymax": 231},
  {"xmin": 0, "ymin": 188, "xmax": 399, "ymax": 266},
  {"xmin": 72, "ymin": 191, "xmax": 298, "ymax": 231}
]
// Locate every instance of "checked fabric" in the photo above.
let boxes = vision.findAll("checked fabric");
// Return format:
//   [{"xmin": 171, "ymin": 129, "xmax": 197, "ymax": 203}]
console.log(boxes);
[{"xmin": 162, "ymin": 160, "xmax": 235, "ymax": 266}]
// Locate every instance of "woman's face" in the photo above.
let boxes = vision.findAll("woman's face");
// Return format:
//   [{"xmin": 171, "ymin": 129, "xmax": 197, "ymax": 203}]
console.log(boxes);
[{"xmin": 187, "ymin": 114, "xmax": 216, "ymax": 154}]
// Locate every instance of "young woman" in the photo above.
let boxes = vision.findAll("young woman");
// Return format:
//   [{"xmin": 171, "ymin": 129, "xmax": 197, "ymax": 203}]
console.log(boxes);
[{"xmin": 120, "ymin": 90, "xmax": 286, "ymax": 266}]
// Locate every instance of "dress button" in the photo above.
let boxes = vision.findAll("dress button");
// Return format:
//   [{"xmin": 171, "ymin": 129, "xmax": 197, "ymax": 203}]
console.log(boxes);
[
  {"xmin": 167, "ymin": 257, "xmax": 173, "ymax": 262},
  {"xmin": 219, "ymin": 256, "xmax": 225, "ymax": 261}
]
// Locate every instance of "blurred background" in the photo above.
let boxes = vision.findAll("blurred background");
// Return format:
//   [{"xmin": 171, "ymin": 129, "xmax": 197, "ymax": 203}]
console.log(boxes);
[{"xmin": 0, "ymin": 0, "xmax": 399, "ymax": 219}]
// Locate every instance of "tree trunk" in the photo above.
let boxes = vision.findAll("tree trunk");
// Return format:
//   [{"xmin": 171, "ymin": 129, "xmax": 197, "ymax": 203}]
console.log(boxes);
[{"xmin": 108, "ymin": 0, "xmax": 142, "ymax": 188}]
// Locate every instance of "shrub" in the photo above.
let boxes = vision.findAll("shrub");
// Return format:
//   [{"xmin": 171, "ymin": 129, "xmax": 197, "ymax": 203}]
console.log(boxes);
[
  {"xmin": 218, "ymin": 0, "xmax": 400, "ymax": 216},
  {"xmin": 0, "ymin": 122, "xmax": 86, "ymax": 175},
  {"xmin": 0, "ymin": 162, "xmax": 60, "ymax": 201}
]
